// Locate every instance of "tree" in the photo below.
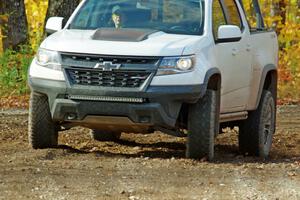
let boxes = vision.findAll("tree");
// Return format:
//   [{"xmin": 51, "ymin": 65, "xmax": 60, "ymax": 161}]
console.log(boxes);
[
  {"xmin": 274, "ymin": 0, "xmax": 287, "ymax": 35},
  {"xmin": 298, "ymin": 0, "xmax": 300, "ymax": 17},
  {"xmin": 45, "ymin": 0, "xmax": 81, "ymax": 24},
  {"xmin": 0, "ymin": 0, "xmax": 28, "ymax": 50}
]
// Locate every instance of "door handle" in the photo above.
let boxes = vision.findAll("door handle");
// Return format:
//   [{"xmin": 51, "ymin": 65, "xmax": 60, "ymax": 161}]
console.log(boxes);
[
  {"xmin": 270, "ymin": 33, "xmax": 276, "ymax": 39},
  {"xmin": 232, "ymin": 48, "xmax": 238, "ymax": 56}
]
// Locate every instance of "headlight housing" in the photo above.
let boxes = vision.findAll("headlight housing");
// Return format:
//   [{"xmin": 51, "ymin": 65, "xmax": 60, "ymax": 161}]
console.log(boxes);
[
  {"xmin": 36, "ymin": 49, "xmax": 62, "ymax": 71},
  {"xmin": 157, "ymin": 56, "xmax": 195, "ymax": 75}
]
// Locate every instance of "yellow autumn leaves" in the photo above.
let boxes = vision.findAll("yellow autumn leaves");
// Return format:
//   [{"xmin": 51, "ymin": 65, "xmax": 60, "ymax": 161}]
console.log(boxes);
[
  {"xmin": 0, "ymin": 14, "xmax": 9, "ymax": 53},
  {"xmin": 0, "ymin": 30, "xmax": 3, "ymax": 54},
  {"xmin": 24, "ymin": 0, "xmax": 48, "ymax": 49},
  {"xmin": 1, "ymin": 0, "xmax": 300, "ymax": 100}
]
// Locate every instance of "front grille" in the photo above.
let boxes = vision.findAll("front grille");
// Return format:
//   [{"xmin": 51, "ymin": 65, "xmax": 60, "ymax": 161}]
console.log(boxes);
[
  {"xmin": 66, "ymin": 68, "xmax": 151, "ymax": 88},
  {"xmin": 61, "ymin": 53, "xmax": 160, "ymax": 67}
]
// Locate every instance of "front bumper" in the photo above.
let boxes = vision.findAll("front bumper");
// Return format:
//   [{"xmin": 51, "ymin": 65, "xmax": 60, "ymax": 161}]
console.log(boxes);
[{"xmin": 28, "ymin": 77, "xmax": 205, "ymax": 130}]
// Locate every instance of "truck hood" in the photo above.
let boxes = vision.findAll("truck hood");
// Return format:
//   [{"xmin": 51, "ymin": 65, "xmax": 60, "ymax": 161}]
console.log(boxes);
[{"xmin": 40, "ymin": 29, "xmax": 203, "ymax": 56}]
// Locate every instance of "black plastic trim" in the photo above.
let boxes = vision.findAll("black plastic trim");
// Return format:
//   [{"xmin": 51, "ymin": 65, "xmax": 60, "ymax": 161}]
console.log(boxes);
[
  {"xmin": 254, "ymin": 64, "xmax": 277, "ymax": 109},
  {"xmin": 216, "ymin": 37, "xmax": 242, "ymax": 43},
  {"xmin": 28, "ymin": 77, "xmax": 206, "ymax": 128},
  {"xmin": 249, "ymin": 29, "xmax": 276, "ymax": 35},
  {"xmin": 202, "ymin": 67, "xmax": 221, "ymax": 95}
]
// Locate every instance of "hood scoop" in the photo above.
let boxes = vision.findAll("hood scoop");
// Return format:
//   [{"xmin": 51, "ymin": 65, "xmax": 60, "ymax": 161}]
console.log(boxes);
[{"xmin": 91, "ymin": 28, "xmax": 159, "ymax": 42}]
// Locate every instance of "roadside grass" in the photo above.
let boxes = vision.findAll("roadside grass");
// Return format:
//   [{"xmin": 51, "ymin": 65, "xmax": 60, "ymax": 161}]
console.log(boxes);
[{"xmin": 0, "ymin": 45, "xmax": 34, "ymax": 97}]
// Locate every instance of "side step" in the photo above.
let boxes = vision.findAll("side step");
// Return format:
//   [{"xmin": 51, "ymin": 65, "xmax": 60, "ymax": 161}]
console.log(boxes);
[{"xmin": 220, "ymin": 111, "xmax": 248, "ymax": 123}]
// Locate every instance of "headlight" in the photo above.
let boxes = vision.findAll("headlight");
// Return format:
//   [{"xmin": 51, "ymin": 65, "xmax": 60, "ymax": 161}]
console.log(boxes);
[
  {"xmin": 157, "ymin": 56, "xmax": 195, "ymax": 75},
  {"xmin": 36, "ymin": 49, "xmax": 62, "ymax": 71}
]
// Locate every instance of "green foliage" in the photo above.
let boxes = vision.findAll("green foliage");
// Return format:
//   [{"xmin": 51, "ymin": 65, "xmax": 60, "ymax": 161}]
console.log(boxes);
[
  {"xmin": 0, "ymin": 45, "xmax": 34, "ymax": 96},
  {"xmin": 0, "ymin": 0, "xmax": 299, "ymax": 102}
]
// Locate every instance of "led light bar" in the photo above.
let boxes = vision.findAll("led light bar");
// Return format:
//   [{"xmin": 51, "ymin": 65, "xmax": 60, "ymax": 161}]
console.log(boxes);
[{"xmin": 68, "ymin": 95, "xmax": 144, "ymax": 103}]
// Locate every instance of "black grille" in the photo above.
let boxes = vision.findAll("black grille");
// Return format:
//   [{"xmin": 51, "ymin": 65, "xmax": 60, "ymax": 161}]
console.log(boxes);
[
  {"xmin": 61, "ymin": 53, "xmax": 159, "ymax": 66},
  {"xmin": 66, "ymin": 68, "xmax": 151, "ymax": 88}
]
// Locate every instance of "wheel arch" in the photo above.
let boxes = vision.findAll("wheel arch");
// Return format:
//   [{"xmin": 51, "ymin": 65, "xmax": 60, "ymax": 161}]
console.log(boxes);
[
  {"xmin": 255, "ymin": 64, "xmax": 278, "ymax": 109},
  {"xmin": 176, "ymin": 68, "xmax": 221, "ymax": 129},
  {"xmin": 203, "ymin": 68, "xmax": 222, "ymax": 94}
]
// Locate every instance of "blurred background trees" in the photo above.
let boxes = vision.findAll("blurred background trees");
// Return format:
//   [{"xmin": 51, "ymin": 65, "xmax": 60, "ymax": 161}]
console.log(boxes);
[
  {"xmin": 46, "ymin": 0, "xmax": 80, "ymax": 25},
  {"xmin": 24, "ymin": 0, "xmax": 80, "ymax": 50},
  {"xmin": 259, "ymin": 0, "xmax": 300, "ymax": 100},
  {"xmin": 0, "ymin": 0, "xmax": 28, "ymax": 51},
  {"xmin": 0, "ymin": 0, "xmax": 299, "ymax": 101}
]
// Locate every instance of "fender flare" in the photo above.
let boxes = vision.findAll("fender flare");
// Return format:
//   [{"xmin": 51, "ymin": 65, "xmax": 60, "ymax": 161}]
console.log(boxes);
[
  {"xmin": 254, "ymin": 64, "xmax": 278, "ymax": 109},
  {"xmin": 200, "ymin": 68, "xmax": 221, "ymax": 97}
]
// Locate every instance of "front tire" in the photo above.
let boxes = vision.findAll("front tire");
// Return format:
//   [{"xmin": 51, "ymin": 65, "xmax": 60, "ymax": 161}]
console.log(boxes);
[
  {"xmin": 186, "ymin": 89, "xmax": 220, "ymax": 160},
  {"xmin": 28, "ymin": 93, "xmax": 58, "ymax": 149},
  {"xmin": 239, "ymin": 90, "xmax": 276, "ymax": 158}
]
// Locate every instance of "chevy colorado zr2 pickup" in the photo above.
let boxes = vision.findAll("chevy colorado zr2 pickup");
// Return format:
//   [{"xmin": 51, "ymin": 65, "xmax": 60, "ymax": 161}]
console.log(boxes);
[{"xmin": 28, "ymin": 0, "xmax": 278, "ymax": 160}]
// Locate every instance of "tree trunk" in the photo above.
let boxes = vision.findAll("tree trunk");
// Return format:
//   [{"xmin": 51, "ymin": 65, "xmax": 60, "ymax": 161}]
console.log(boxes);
[
  {"xmin": 297, "ymin": 0, "xmax": 300, "ymax": 18},
  {"xmin": 46, "ymin": 0, "xmax": 81, "ymax": 24},
  {"xmin": 274, "ymin": 0, "xmax": 287, "ymax": 35},
  {"xmin": 0, "ymin": 0, "xmax": 28, "ymax": 50},
  {"xmin": 278, "ymin": 0, "xmax": 287, "ymax": 25}
]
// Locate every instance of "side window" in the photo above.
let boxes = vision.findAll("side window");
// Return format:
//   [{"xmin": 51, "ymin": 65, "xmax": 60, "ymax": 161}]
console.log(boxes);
[
  {"xmin": 212, "ymin": 0, "xmax": 227, "ymax": 38},
  {"xmin": 240, "ymin": 0, "xmax": 265, "ymax": 31},
  {"xmin": 222, "ymin": 0, "xmax": 242, "ymax": 29}
]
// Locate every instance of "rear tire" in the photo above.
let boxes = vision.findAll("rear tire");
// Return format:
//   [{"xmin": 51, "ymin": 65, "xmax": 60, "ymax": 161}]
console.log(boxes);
[
  {"xmin": 186, "ymin": 89, "xmax": 220, "ymax": 160},
  {"xmin": 90, "ymin": 130, "xmax": 121, "ymax": 142},
  {"xmin": 28, "ymin": 93, "xmax": 58, "ymax": 149},
  {"xmin": 239, "ymin": 90, "xmax": 276, "ymax": 158}
]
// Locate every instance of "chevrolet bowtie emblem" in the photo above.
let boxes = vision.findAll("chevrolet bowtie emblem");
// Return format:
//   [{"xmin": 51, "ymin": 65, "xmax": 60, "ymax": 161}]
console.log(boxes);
[{"xmin": 94, "ymin": 62, "xmax": 122, "ymax": 71}]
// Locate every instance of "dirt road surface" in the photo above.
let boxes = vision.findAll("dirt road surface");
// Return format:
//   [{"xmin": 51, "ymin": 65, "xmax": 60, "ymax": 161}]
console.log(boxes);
[{"xmin": 0, "ymin": 106, "xmax": 299, "ymax": 200}]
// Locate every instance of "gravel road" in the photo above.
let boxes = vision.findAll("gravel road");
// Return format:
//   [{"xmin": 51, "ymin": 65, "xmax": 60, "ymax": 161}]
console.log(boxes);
[{"xmin": 0, "ymin": 106, "xmax": 299, "ymax": 200}]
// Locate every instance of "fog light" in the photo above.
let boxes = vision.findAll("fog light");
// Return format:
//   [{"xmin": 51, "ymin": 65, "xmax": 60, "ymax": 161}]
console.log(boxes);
[
  {"xmin": 66, "ymin": 113, "xmax": 77, "ymax": 120},
  {"xmin": 139, "ymin": 116, "xmax": 151, "ymax": 123}
]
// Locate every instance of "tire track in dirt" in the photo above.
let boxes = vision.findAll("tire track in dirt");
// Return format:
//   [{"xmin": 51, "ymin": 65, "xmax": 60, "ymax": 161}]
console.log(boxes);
[{"xmin": 0, "ymin": 106, "xmax": 299, "ymax": 199}]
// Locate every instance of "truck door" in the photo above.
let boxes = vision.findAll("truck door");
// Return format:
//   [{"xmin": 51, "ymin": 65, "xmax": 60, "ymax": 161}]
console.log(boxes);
[{"xmin": 213, "ymin": 0, "xmax": 252, "ymax": 113}]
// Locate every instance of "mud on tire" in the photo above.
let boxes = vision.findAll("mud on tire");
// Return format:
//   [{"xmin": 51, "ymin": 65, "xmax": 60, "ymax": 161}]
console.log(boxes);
[
  {"xmin": 239, "ymin": 90, "xmax": 276, "ymax": 158},
  {"xmin": 186, "ymin": 89, "xmax": 220, "ymax": 160},
  {"xmin": 28, "ymin": 93, "xmax": 58, "ymax": 149}
]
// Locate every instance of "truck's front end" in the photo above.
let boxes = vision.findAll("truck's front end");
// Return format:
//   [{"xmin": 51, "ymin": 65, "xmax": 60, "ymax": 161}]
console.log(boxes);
[{"xmin": 28, "ymin": 0, "xmax": 208, "ymax": 134}]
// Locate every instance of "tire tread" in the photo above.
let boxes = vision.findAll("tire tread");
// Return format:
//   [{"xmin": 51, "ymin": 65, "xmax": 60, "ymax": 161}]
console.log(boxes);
[{"xmin": 28, "ymin": 93, "xmax": 58, "ymax": 149}]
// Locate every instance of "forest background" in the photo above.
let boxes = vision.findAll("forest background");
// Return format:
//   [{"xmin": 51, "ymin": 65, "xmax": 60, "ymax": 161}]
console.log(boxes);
[{"xmin": 0, "ymin": 0, "xmax": 299, "ymax": 107}]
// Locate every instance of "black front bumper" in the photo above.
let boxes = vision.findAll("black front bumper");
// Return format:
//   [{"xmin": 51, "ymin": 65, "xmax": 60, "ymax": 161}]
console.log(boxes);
[{"xmin": 29, "ymin": 77, "xmax": 205, "ymax": 129}]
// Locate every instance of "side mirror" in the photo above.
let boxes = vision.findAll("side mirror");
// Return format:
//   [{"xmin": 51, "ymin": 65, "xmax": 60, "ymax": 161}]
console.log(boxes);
[
  {"xmin": 45, "ymin": 17, "xmax": 64, "ymax": 35},
  {"xmin": 217, "ymin": 25, "xmax": 242, "ymax": 43}
]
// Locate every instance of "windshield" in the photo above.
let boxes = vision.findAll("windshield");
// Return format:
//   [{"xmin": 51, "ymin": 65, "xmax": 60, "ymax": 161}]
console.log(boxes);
[{"xmin": 69, "ymin": 0, "xmax": 205, "ymax": 35}]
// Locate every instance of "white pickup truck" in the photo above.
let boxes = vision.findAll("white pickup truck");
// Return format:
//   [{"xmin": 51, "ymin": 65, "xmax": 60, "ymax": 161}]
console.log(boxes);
[{"xmin": 28, "ymin": 0, "xmax": 278, "ymax": 160}]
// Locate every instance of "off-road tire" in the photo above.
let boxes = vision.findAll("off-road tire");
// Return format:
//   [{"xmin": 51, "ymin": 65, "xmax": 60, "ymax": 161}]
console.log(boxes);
[
  {"xmin": 28, "ymin": 93, "xmax": 58, "ymax": 149},
  {"xmin": 239, "ymin": 90, "xmax": 276, "ymax": 158},
  {"xmin": 90, "ymin": 130, "xmax": 121, "ymax": 142},
  {"xmin": 186, "ymin": 89, "xmax": 220, "ymax": 160}
]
